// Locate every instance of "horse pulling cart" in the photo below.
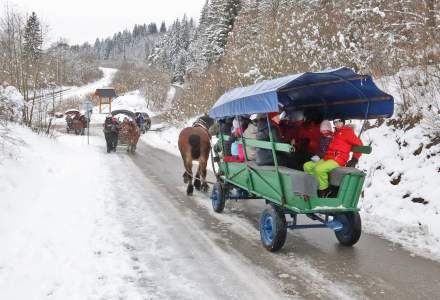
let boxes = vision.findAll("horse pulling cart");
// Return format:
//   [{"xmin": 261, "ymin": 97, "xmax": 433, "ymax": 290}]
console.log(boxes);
[
  {"xmin": 65, "ymin": 109, "xmax": 87, "ymax": 135},
  {"xmin": 111, "ymin": 109, "xmax": 140, "ymax": 153},
  {"xmin": 208, "ymin": 67, "xmax": 394, "ymax": 252}
]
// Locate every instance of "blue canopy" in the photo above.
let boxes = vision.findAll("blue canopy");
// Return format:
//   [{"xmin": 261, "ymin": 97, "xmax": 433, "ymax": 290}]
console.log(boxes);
[{"xmin": 208, "ymin": 67, "xmax": 394, "ymax": 120}]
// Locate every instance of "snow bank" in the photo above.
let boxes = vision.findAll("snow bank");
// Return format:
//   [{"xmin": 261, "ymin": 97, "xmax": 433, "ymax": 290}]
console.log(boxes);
[
  {"xmin": 110, "ymin": 90, "xmax": 155, "ymax": 116},
  {"xmin": 359, "ymin": 123, "xmax": 440, "ymax": 260},
  {"xmin": 0, "ymin": 124, "xmax": 141, "ymax": 299}
]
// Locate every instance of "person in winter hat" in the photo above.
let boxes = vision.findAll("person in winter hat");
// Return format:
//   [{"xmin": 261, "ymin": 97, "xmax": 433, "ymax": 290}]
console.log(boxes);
[
  {"xmin": 304, "ymin": 118, "xmax": 363, "ymax": 197},
  {"xmin": 310, "ymin": 120, "xmax": 334, "ymax": 161},
  {"xmin": 242, "ymin": 114, "xmax": 259, "ymax": 160}
]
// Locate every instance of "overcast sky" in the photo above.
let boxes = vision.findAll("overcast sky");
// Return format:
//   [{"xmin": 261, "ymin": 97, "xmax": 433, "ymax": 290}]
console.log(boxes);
[{"xmin": 8, "ymin": 0, "xmax": 206, "ymax": 45}]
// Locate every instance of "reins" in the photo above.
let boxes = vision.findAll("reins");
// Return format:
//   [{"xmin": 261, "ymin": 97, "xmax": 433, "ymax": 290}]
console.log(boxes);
[{"xmin": 183, "ymin": 170, "xmax": 218, "ymax": 185}]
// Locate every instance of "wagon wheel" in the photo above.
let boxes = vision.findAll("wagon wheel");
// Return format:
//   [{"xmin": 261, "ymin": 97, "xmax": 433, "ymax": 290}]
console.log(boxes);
[
  {"xmin": 333, "ymin": 212, "xmax": 362, "ymax": 246},
  {"xmin": 211, "ymin": 182, "xmax": 227, "ymax": 213},
  {"xmin": 259, "ymin": 204, "xmax": 287, "ymax": 252}
]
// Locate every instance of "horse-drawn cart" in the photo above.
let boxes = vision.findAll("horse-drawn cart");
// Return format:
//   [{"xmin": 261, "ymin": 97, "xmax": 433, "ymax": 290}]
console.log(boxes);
[
  {"xmin": 65, "ymin": 109, "xmax": 87, "ymax": 135},
  {"xmin": 208, "ymin": 67, "xmax": 394, "ymax": 252},
  {"xmin": 111, "ymin": 109, "xmax": 140, "ymax": 153}
]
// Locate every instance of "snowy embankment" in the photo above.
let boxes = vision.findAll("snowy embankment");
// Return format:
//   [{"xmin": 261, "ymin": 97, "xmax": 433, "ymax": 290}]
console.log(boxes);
[
  {"xmin": 0, "ymin": 125, "xmax": 141, "ymax": 299},
  {"xmin": 359, "ymin": 124, "xmax": 440, "ymax": 260}
]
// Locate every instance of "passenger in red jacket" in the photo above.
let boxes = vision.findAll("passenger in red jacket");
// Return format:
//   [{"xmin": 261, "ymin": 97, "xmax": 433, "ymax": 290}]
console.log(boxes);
[{"xmin": 304, "ymin": 118, "xmax": 363, "ymax": 197}]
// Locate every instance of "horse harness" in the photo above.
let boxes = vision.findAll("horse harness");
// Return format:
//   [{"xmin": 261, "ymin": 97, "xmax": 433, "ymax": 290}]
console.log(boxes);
[{"xmin": 193, "ymin": 118, "xmax": 211, "ymax": 138}]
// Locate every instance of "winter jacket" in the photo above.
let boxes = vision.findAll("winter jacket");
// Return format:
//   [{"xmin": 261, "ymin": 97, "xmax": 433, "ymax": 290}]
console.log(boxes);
[
  {"xmin": 297, "ymin": 123, "xmax": 321, "ymax": 155},
  {"xmin": 323, "ymin": 126, "xmax": 363, "ymax": 166},
  {"xmin": 255, "ymin": 121, "xmax": 280, "ymax": 166},
  {"xmin": 278, "ymin": 120, "xmax": 303, "ymax": 144},
  {"xmin": 103, "ymin": 119, "xmax": 119, "ymax": 134},
  {"xmin": 242, "ymin": 123, "xmax": 258, "ymax": 160},
  {"xmin": 318, "ymin": 135, "xmax": 333, "ymax": 158}
]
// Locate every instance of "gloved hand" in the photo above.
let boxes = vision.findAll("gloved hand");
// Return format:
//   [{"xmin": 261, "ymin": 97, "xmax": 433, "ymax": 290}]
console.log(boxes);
[
  {"xmin": 346, "ymin": 158, "xmax": 358, "ymax": 168},
  {"xmin": 311, "ymin": 155, "xmax": 320, "ymax": 162}
]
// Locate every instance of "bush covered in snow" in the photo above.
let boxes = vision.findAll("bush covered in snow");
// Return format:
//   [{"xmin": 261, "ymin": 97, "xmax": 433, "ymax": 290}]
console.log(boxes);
[{"xmin": 0, "ymin": 84, "xmax": 24, "ymax": 121}]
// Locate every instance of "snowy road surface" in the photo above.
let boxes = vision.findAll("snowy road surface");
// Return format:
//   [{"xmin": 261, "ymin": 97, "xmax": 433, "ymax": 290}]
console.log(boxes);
[{"xmin": 2, "ymin": 126, "xmax": 440, "ymax": 299}]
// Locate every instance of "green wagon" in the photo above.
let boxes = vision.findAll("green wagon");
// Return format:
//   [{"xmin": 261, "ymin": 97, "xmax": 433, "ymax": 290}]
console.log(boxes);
[{"xmin": 208, "ymin": 67, "xmax": 394, "ymax": 252}]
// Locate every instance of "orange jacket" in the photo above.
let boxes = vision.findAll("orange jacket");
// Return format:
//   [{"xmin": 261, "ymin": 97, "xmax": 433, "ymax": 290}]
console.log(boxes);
[{"xmin": 324, "ymin": 126, "xmax": 363, "ymax": 166}]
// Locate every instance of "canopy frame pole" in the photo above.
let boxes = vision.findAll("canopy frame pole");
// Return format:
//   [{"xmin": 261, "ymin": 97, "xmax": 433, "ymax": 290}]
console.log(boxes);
[
  {"xmin": 266, "ymin": 114, "xmax": 286, "ymax": 206},
  {"xmin": 237, "ymin": 116, "xmax": 255, "ymax": 191},
  {"xmin": 219, "ymin": 121, "xmax": 230, "ymax": 178}
]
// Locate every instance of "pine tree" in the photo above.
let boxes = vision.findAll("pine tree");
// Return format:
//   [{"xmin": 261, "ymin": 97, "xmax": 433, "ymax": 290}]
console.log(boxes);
[
  {"xmin": 148, "ymin": 22, "xmax": 158, "ymax": 34},
  {"xmin": 202, "ymin": 0, "xmax": 241, "ymax": 64},
  {"xmin": 160, "ymin": 21, "xmax": 167, "ymax": 33},
  {"xmin": 23, "ymin": 12, "xmax": 43, "ymax": 64}
]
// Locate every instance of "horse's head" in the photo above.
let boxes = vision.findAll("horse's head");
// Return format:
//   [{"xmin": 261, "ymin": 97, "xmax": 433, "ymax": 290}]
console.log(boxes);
[{"xmin": 199, "ymin": 114, "xmax": 214, "ymax": 128}]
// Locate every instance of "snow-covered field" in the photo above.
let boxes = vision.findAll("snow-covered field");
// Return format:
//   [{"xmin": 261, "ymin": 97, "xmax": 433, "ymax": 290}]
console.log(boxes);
[{"xmin": 0, "ymin": 125, "xmax": 141, "ymax": 299}]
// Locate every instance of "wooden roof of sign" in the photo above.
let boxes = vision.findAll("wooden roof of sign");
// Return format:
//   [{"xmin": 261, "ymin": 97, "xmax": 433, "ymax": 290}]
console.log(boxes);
[{"xmin": 94, "ymin": 88, "xmax": 117, "ymax": 98}]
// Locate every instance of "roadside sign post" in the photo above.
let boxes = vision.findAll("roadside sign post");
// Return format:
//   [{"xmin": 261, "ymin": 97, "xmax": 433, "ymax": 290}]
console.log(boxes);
[{"xmin": 80, "ymin": 100, "xmax": 94, "ymax": 145}]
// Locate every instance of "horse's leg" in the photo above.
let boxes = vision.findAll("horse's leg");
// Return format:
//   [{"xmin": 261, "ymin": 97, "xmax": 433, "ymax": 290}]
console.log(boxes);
[
  {"xmin": 183, "ymin": 155, "xmax": 194, "ymax": 196},
  {"xmin": 194, "ymin": 170, "xmax": 201, "ymax": 190},
  {"xmin": 198, "ymin": 157, "xmax": 209, "ymax": 192}
]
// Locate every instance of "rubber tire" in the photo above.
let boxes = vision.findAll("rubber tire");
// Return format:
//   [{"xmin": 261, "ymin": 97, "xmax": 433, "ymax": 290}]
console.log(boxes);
[
  {"xmin": 334, "ymin": 212, "xmax": 362, "ymax": 246},
  {"xmin": 211, "ymin": 182, "xmax": 226, "ymax": 213},
  {"xmin": 259, "ymin": 205, "xmax": 287, "ymax": 252}
]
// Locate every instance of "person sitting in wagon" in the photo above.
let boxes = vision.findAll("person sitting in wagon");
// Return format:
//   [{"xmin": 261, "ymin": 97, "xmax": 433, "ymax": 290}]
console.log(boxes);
[
  {"xmin": 276, "ymin": 109, "xmax": 322, "ymax": 170},
  {"xmin": 255, "ymin": 113, "xmax": 282, "ymax": 166},
  {"xmin": 309, "ymin": 120, "xmax": 334, "ymax": 162},
  {"xmin": 303, "ymin": 118, "xmax": 363, "ymax": 197},
  {"xmin": 242, "ymin": 114, "xmax": 259, "ymax": 160},
  {"xmin": 294, "ymin": 109, "xmax": 322, "ymax": 164},
  {"xmin": 224, "ymin": 117, "xmax": 246, "ymax": 162}
]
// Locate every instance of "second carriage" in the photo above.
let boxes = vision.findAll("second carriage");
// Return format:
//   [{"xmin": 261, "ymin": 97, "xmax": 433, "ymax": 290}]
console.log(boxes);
[
  {"xmin": 65, "ymin": 109, "xmax": 87, "ymax": 135},
  {"xmin": 111, "ymin": 109, "xmax": 141, "ymax": 153}
]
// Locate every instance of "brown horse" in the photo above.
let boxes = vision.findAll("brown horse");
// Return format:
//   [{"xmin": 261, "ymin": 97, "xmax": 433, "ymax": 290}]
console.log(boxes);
[
  {"xmin": 120, "ymin": 120, "xmax": 140, "ymax": 153},
  {"xmin": 178, "ymin": 115, "xmax": 215, "ymax": 195}
]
